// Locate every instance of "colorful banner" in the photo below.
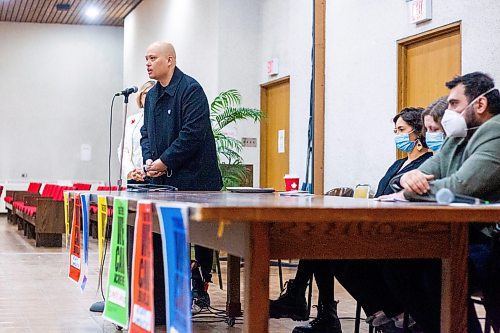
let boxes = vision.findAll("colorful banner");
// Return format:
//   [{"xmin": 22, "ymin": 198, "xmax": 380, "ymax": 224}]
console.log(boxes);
[
  {"xmin": 97, "ymin": 195, "xmax": 108, "ymax": 266},
  {"xmin": 63, "ymin": 192, "xmax": 70, "ymax": 249},
  {"xmin": 103, "ymin": 197, "xmax": 129, "ymax": 328},
  {"xmin": 68, "ymin": 194, "xmax": 82, "ymax": 283},
  {"xmin": 80, "ymin": 193, "xmax": 90, "ymax": 292},
  {"xmin": 129, "ymin": 201, "xmax": 155, "ymax": 333},
  {"xmin": 156, "ymin": 204, "xmax": 191, "ymax": 333}
]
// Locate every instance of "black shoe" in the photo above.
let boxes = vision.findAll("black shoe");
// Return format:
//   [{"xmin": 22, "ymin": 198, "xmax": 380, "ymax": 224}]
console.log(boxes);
[
  {"xmin": 292, "ymin": 302, "xmax": 342, "ymax": 333},
  {"xmin": 269, "ymin": 279, "xmax": 309, "ymax": 321},
  {"xmin": 192, "ymin": 278, "xmax": 211, "ymax": 308},
  {"xmin": 89, "ymin": 301, "xmax": 105, "ymax": 313},
  {"xmin": 374, "ymin": 321, "xmax": 403, "ymax": 333}
]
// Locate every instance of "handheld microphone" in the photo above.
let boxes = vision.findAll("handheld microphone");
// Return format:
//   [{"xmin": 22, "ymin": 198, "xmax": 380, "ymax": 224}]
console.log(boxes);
[
  {"xmin": 435, "ymin": 188, "xmax": 488, "ymax": 205},
  {"xmin": 115, "ymin": 86, "xmax": 138, "ymax": 96}
]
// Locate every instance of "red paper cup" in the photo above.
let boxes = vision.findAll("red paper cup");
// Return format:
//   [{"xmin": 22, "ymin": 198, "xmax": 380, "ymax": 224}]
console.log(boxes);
[{"xmin": 284, "ymin": 176, "xmax": 300, "ymax": 191}]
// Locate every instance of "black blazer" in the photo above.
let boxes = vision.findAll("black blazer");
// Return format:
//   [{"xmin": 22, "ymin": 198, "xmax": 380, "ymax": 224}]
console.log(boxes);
[
  {"xmin": 375, "ymin": 152, "xmax": 433, "ymax": 198},
  {"xmin": 140, "ymin": 67, "xmax": 222, "ymax": 191}
]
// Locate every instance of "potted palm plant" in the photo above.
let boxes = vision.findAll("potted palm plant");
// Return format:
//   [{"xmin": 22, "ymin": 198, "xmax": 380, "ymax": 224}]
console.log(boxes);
[{"xmin": 210, "ymin": 89, "xmax": 263, "ymax": 188}]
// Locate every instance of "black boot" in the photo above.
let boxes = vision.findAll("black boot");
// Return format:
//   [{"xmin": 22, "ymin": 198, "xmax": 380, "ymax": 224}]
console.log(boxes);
[
  {"xmin": 270, "ymin": 279, "xmax": 309, "ymax": 321},
  {"xmin": 192, "ymin": 260, "xmax": 210, "ymax": 308},
  {"xmin": 292, "ymin": 301, "xmax": 342, "ymax": 333}
]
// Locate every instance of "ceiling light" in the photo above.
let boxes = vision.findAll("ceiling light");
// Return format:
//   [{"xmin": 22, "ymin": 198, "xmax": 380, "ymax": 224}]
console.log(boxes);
[
  {"xmin": 56, "ymin": 3, "xmax": 71, "ymax": 11},
  {"xmin": 85, "ymin": 7, "xmax": 100, "ymax": 19}
]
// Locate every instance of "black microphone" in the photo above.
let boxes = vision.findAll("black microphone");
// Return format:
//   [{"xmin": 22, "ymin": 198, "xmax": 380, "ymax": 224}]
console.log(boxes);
[{"xmin": 115, "ymin": 86, "xmax": 138, "ymax": 96}]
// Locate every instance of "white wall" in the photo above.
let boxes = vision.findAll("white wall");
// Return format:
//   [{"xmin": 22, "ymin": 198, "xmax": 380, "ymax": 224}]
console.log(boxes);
[
  {"xmin": 325, "ymin": 0, "xmax": 500, "ymax": 192},
  {"xmin": 0, "ymin": 22, "xmax": 124, "ymax": 184},
  {"xmin": 123, "ymin": 0, "xmax": 219, "ymax": 111},
  {"xmin": 258, "ymin": 0, "xmax": 313, "ymax": 185},
  {"xmin": 123, "ymin": 0, "xmax": 313, "ymax": 187}
]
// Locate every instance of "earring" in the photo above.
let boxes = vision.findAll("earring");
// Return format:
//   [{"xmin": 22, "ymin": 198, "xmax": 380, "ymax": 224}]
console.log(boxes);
[{"xmin": 416, "ymin": 139, "xmax": 423, "ymax": 151}]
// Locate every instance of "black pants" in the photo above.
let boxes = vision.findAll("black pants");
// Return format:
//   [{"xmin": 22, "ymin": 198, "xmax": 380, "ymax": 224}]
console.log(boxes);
[
  {"xmin": 382, "ymin": 260, "xmax": 441, "ymax": 333},
  {"xmin": 290, "ymin": 259, "xmax": 335, "ymax": 304},
  {"xmin": 378, "ymin": 242, "xmax": 498, "ymax": 333},
  {"xmin": 329, "ymin": 260, "xmax": 404, "ymax": 317}
]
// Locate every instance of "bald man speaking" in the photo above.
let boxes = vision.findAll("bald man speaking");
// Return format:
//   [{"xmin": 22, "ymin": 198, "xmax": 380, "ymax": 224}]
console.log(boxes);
[{"xmin": 140, "ymin": 41, "xmax": 222, "ymax": 322}]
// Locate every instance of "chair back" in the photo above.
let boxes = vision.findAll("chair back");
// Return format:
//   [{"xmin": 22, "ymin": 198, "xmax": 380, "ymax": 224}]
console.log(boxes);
[
  {"xmin": 27, "ymin": 182, "xmax": 42, "ymax": 193},
  {"xmin": 325, "ymin": 187, "xmax": 354, "ymax": 197},
  {"xmin": 41, "ymin": 184, "xmax": 56, "ymax": 197},
  {"xmin": 353, "ymin": 184, "xmax": 371, "ymax": 199},
  {"xmin": 73, "ymin": 183, "xmax": 92, "ymax": 191}
]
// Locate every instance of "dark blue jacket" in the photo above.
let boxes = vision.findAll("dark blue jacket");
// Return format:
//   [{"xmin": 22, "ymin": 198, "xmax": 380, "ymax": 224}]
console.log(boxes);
[
  {"xmin": 140, "ymin": 67, "xmax": 222, "ymax": 191},
  {"xmin": 375, "ymin": 152, "xmax": 433, "ymax": 197}
]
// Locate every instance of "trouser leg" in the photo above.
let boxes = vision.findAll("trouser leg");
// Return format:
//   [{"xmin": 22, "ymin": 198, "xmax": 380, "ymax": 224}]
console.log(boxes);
[
  {"xmin": 334, "ymin": 260, "xmax": 403, "ymax": 317},
  {"xmin": 153, "ymin": 232, "xmax": 166, "ymax": 325},
  {"xmin": 383, "ymin": 260, "xmax": 441, "ymax": 332},
  {"xmin": 194, "ymin": 245, "xmax": 213, "ymax": 282}
]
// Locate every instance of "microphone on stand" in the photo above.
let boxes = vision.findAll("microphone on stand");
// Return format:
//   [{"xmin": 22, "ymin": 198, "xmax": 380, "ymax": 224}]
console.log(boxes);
[
  {"xmin": 115, "ymin": 85, "xmax": 138, "ymax": 191},
  {"xmin": 115, "ymin": 86, "xmax": 138, "ymax": 96}
]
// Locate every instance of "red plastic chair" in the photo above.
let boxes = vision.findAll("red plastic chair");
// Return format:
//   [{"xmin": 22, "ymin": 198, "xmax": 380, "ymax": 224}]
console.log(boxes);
[
  {"xmin": 73, "ymin": 183, "xmax": 92, "ymax": 191},
  {"xmin": 27, "ymin": 182, "xmax": 42, "ymax": 193}
]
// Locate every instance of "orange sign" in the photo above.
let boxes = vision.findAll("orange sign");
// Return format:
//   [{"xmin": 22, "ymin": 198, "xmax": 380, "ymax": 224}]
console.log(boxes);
[
  {"xmin": 68, "ymin": 194, "xmax": 82, "ymax": 283},
  {"xmin": 129, "ymin": 201, "xmax": 155, "ymax": 332}
]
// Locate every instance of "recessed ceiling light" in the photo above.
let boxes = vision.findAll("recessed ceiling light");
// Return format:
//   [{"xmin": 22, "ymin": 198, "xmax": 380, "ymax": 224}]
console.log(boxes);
[
  {"xmin": 85, "ymin": 7, "xmax": 100, "ymax": 19},
  {"xmin": 56, "ymin": 3, "xmax": 71, "ymax": 11}
]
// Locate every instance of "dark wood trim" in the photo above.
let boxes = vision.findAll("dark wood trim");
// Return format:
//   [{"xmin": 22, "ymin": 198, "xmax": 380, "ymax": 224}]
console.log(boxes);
[
  {"xmin": 397, "ymin": 21, "xmax": 462, "ymax": 45},
  {"xmin": 260, "ymin": 75, "xmax": 290, "ymax": 88}
]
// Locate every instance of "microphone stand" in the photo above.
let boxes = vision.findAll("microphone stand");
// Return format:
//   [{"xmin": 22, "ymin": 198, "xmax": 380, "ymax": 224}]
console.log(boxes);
[{"xmin": 117, "ymin": 93, "xmax": 131, "ymax": 192}]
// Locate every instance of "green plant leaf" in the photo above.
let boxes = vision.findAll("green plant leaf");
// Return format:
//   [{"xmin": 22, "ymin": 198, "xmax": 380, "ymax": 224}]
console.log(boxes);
[{"xmin": 211, "ymin": 89, "xmax": 264, "ymax": 186}]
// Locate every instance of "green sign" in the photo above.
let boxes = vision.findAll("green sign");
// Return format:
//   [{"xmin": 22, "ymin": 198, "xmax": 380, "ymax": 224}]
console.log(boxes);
[{"xmin": 103, "ymin": 197, "xmax": 129, "ymax": 328}]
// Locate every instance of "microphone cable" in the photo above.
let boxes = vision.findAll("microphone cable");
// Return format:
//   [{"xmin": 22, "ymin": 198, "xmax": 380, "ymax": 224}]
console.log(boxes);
[
  {"xmin": 98, "ymin": 225, "xmax": 110, "ymax": 299},
  {"xmin": 97, "ymin": 94, "xmax": 116, "ymax": 301},
  {"xmin": 108, "ymin": 95, "xmax": 117, "ymax": 188}
]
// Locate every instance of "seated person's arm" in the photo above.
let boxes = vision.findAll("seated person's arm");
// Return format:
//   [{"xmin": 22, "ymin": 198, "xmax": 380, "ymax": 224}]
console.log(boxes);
[
  {"xmin": 404, "ymin": 136, "xmax": 500, "ymax": 199},
  {"xmin": 400, "ymin": 154, "xmax": 441, "ymax": 195},
  {"xmin": 428, "ymin": 142, "xmax": 500, "ymax": 198}
]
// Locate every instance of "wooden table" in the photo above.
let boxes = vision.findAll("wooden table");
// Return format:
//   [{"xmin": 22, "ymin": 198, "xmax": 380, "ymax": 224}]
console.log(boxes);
[{"xmin": 88, "ymin": 190, "xmax": 500, "ymax": 333}]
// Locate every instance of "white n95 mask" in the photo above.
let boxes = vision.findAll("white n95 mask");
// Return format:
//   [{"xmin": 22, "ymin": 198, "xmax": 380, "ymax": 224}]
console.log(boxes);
[
  {"xmin": 442, "ymin": 87, "xmax": 497, "ymax": 138},
  {"xmin": 441, "ymin": 109, "xmax": 467, "ymax": 138}
]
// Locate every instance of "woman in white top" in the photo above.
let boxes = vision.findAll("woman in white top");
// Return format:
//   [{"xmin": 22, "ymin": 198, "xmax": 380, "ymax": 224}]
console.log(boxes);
[{"xmin": 117, "ymin": 80, "xmax": 155, "ymax": 182}]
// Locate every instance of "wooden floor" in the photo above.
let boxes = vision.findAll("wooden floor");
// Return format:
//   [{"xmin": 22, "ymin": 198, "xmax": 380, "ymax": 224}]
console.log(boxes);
[{"xmin": 0, "ymin": 214, "xmax": 485, "ymax": 332}]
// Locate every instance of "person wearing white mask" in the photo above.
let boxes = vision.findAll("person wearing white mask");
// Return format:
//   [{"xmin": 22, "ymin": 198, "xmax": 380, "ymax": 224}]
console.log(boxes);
[
  {"xmin": 386, "ymin": 72, "xmax": 500, "ymax": 333},
  {"xmin": 422, "ymin": 96, "xmax": 448, "ymax": 152},
  {"xmin": 117, "ymin": 80, "xmax": 155, "ymax": 183},
  {"xmin": 288, "ymin": 107, "xmax": 433, "ymax": 333}
]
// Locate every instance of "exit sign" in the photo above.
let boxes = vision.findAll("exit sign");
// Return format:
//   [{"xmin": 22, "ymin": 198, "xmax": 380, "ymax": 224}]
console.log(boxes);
[{"xmin": 408, "ymin": 0, "xmax": 432, "ymax": 24}]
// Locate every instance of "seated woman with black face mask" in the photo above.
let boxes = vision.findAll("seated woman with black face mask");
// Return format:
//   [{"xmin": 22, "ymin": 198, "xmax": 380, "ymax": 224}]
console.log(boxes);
[{"xmin": 271, "ymin": 107, "xmax": 433, "ymax": 333}]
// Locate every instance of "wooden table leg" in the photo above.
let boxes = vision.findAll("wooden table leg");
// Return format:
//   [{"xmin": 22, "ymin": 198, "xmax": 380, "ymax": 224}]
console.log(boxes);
[
  {"xmin": 226, "ymin": 255, "xmax": 242, "ymax": 317},
  {"xmin": 441, "ymin": 223, "xmax": 468, "ymax": 332},
  {"xmin": 244, "ymin": 223, "xmax": 270, "ymax": 333}
]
